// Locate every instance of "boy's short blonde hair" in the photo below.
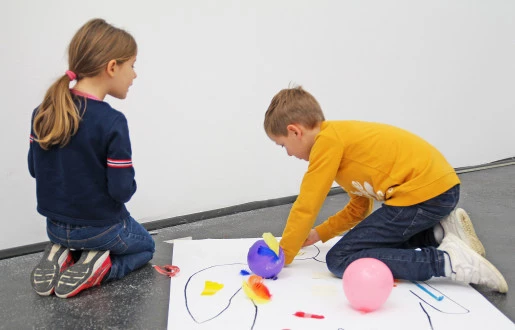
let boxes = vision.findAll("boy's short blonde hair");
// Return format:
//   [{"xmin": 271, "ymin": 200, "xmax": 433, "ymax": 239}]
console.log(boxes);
[{"xmin": 264, "ymin": 86, "xmax": 325, "ymax": 136}]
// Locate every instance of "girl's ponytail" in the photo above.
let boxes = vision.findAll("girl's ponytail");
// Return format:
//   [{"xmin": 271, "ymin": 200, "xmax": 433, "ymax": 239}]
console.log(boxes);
[{"xmin": 33, "ymin": 73, "xmax": 81, "ymax": 150}]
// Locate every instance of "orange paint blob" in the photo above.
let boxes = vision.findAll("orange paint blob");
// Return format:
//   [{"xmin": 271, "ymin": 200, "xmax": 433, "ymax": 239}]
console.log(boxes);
[{"xmin": 242, "ymin": 275, "xmax": 272, "ymax": 303}]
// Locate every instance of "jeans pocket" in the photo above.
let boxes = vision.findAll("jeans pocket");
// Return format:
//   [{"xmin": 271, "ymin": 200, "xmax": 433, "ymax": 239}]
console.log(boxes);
[
  {"xmin": 402, "ymin": 208, "xmax": 442, "ymax": 238},
  {"xmin": 60, "ymin": 222, "xmax": 124, "ymax": 251},
  {"xmin": 92, "ymin": 235, "xmax": 129, "ymax": 253},
  {"xmin": 423, "ymin": 185, "xmax": 460, "ymax": 208}
]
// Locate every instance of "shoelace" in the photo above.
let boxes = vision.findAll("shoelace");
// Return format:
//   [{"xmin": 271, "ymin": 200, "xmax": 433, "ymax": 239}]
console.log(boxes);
[{"xmin": 153, "ymin": 265, "xmax": 180, "ymax": 277}]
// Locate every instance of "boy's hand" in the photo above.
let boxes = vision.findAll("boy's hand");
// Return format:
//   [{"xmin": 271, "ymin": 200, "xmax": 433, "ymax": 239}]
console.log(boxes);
[{"xmin": 302, "ymin": 229, "xmax": 321, "ymax": 247}]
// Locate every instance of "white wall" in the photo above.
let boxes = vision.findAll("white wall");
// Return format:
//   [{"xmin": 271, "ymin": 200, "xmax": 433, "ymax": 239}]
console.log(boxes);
[{"xmin": 1, "ymin": 0, "xmax": 514, "ymax": 250}]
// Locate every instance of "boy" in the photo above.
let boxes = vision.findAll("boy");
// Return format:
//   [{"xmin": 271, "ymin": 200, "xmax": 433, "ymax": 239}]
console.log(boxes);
[{"xmin": 264, "ymin": 86, "xmax": 507, "ymax": 292}]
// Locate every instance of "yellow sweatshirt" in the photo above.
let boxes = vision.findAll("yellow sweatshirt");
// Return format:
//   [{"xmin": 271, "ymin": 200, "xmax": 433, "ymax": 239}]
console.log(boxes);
[{"xmin": 279, "ymin": 120, "xmax": 460, "ymax": 265}]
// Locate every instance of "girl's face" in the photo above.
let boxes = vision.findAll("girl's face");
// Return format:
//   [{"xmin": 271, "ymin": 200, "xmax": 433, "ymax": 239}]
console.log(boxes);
[{"xmin": 109, "ymin": 56, "xmax": 137, "ymax": 99}]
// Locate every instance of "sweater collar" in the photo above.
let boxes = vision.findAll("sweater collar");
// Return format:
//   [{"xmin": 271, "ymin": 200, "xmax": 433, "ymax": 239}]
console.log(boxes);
[{"xmin": 70, "ymin": 89, "xmax": 102, "ymax": 101}]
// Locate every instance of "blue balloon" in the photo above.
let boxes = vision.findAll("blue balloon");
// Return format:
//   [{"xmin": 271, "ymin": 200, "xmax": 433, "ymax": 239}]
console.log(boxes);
[{"xmin": 247, "ymin": 239, "xmax": 285, "ymax": 278}]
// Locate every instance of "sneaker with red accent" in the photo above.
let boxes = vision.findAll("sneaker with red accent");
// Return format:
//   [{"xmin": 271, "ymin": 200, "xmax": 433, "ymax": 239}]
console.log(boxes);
[
  {"xmin": 55, "ymin": 250, "xmax": 111, "ymax": 298},
  {"xmin": 30, "ymin": 243, "xmax": 74, "ymax": 296}
]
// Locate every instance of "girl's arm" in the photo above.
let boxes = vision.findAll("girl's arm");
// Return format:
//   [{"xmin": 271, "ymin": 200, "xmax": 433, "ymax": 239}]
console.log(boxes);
[{"xmin": 106, "ymin": 114, "xmax": 137, "ymax": 203}]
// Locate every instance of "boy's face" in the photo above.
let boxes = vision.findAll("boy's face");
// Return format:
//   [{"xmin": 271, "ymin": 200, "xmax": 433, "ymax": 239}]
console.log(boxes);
[{"xmin": 268, "ymin": 125, "xmax": 311, "ymax": 161}]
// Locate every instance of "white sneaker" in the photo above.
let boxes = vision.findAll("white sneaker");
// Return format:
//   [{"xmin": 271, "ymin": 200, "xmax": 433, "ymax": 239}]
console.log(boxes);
[
  {"xmin": 439, "ymin": 233, "xmax": 508, "ymax": 293},
  {"xmin": 440, "ymin": 208, "xmax": 486, "ymax": 257}
]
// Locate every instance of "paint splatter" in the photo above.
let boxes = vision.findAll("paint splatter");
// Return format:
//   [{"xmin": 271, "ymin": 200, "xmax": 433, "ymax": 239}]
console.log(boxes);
[
  {"xmin": 201, "ymin": 281, "xmax": 224, "ymax": 295},
  {"xmin": 293, "ymin": 311, "xmax": 325, "ymax": 319},
  {"xmin": 242, "ymin": 275, "xmax": 272, "ymax": 304},
  {"xmin": 262, "ymin": 232, "xmax": 280, "ymax": 255}
]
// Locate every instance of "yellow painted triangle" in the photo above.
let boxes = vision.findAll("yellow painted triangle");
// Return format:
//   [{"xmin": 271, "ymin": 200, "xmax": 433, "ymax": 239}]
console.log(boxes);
[{"xmin": 201, "ymin": 280, "xmax": 224, "ymax": 296}]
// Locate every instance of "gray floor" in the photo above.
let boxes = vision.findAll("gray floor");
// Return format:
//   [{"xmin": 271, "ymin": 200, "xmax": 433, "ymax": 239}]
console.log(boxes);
[{"xmin": 0, "ymin": 165, "xmax": 514, "ymax": 329}]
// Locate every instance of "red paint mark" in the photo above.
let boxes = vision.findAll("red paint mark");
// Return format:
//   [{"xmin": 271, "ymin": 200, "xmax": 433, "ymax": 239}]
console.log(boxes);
[
  {"xmin": 153, "ymin": 265, "xmax": 180, "ymax": 277},
  {"xmin": 293, "ymin": 311, "xmax": 325, "ymax": 319}
]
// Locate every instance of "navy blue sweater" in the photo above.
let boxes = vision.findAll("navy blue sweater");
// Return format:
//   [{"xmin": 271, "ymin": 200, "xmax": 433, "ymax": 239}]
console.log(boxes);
[{"xmin": 28, "ymin": 98, "xmax": 136, "ymax": 226}]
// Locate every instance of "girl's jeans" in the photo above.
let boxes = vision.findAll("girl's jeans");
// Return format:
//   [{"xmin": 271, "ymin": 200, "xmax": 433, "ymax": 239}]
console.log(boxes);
[
  {"xmin": 46, "ymin": 216, "xmax": 155, "ymax": 282},
  {"xmin": 326, "ymin": 184, "xmax": 460, "ymax": 281}
]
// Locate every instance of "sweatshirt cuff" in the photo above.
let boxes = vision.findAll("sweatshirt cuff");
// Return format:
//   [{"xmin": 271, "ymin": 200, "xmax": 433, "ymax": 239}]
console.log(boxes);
[
  {"xmin": 314, "ymin": 223, "xmax": 333, "ymax": 243},
  {"xmin": 280, "ymin": 244, "xmax": 296, "ymax": 265}
]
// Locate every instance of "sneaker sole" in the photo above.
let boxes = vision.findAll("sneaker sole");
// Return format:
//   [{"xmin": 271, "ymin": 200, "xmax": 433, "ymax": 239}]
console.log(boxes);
[
  {"xmin": 454, "ymin": 208, "xmax": 486, "ymax": 257},
  {"xmin": 55, "ymin": 251, "xmax": 110, "ymax": 299},
  {"xmin": 30, "ymin": 244, "xmax": 71, "ymax": 296},
  {"xmin": 449, "ymin": 235, "xmax": 508, "ymax": 293}
]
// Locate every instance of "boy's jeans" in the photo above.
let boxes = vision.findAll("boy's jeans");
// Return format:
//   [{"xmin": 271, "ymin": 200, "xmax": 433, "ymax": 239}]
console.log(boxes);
[
  {"xmin": 326, "ymin": 185, "xmax": 460, "ymax": 281},
  {"xmin": 46, "ymin": 216, "xmax": 155, "ymax": 282}
]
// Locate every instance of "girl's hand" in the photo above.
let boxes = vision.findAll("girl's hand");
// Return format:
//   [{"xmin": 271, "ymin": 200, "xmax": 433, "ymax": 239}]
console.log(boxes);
[{"xmin": 302, "ymin": 229, "xmax": 321, "ymax": 247}]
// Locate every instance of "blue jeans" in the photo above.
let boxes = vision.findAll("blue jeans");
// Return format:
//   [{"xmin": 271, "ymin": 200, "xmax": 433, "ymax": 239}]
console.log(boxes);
[
  {"xmin": 46, "ymin": 216, "xmax": 155, "ymax": 282},
  {"xmin": 326, "ymin": 185, "xmax": 460, "ymax": 281}
]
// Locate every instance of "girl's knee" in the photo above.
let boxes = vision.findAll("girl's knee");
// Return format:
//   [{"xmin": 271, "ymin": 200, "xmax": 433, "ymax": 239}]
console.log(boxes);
[
  {"xmin": 149, "ymin": 238, "xmax": 156, "ymax": 253},
  {"xmin": 142, "ymin": 251, "xmax": 154, "ymax": 264}
]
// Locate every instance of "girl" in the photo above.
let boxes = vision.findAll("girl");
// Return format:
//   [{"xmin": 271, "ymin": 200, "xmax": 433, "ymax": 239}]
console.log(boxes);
[{"xmin": 28, "ymin": 18, "xmax": 155, "ymax": 298}]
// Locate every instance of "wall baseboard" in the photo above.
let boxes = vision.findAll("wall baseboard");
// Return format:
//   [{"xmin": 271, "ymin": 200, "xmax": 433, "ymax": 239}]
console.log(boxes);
[
  {"xmin": 1, "ymin": 157, "xmax": 513, "ymax": 261},
  {"xmin": 454, "ymin": 157, "xmax": 515, "ymax": 174}
]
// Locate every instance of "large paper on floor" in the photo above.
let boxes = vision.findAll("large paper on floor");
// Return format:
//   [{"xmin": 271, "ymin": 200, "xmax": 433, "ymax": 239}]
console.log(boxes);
[{"xmin": 168, "ymin": 237, "xmax": 514, "ymax": 330}]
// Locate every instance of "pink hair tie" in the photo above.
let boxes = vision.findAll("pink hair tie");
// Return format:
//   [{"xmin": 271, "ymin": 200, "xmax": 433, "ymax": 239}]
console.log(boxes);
[{"xmin": 65, "ymin": 70, "xmax": 77, "ymax": 81}]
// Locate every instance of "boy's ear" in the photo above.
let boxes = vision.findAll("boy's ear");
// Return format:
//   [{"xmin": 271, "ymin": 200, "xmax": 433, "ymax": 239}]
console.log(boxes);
[
  {"xmin": 286, "ymin": 124, "xmax": 302, "ymax": 137},
  {"xmin": 106, "ymin": 60, "xmax": 118, "ymax": 78}
]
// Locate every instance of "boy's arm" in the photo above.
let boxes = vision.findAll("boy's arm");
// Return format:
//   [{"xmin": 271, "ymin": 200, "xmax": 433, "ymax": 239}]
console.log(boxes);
[
  {"xmin": 106, "ymin": 115, "xmax": 137, "ymax": 203},
  {"xmin": 315, "ymin": 195, "xmax": 373, "ymax": 242},
  {"xmin": 279, "ymin": 136, "xmax": 343, "ymax": 265}
]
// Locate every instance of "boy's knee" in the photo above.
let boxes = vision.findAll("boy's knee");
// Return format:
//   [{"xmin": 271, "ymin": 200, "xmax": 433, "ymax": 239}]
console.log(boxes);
[{"xmin": 326, "ymin": 248, "xmax": 351, "ymax": 278}]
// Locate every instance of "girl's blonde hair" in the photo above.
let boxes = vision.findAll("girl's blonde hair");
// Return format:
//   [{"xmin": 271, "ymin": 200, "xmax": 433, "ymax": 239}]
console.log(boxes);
[
  {"xmin": 33, "ymin": 18, "xmax": 137, "ymax": 149},
  {"xmin": 264, "ymin": 86, "xmax": 325, "ymax": 136}
]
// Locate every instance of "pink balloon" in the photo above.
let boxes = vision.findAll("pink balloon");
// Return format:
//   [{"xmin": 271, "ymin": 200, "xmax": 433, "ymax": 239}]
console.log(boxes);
[{"xmin": 342, "ymin": 258, "xmax": 394, "ymax": 312}]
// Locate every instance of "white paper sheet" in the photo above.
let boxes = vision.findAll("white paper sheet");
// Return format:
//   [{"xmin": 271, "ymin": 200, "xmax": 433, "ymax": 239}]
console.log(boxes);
[{"xmin": 168, "ymin": 237, "xmax": 514, "ymax": 330}]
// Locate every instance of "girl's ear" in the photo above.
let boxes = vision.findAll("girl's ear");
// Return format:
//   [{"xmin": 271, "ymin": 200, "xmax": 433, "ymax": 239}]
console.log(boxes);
[{"xmin": 106, "ymin": 60, "xmax": 117, "ymax": 78}]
